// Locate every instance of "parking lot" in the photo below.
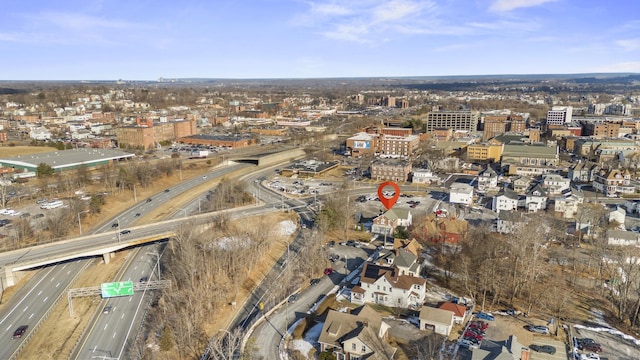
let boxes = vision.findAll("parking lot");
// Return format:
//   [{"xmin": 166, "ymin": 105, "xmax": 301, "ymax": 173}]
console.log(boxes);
[
  {"xmin": 573, "ymin": 326, "xmax": 640, "ymax": 360},
  {"xmin": 458, "ymin": 313, "xmax": 568, "ymax": 360}
]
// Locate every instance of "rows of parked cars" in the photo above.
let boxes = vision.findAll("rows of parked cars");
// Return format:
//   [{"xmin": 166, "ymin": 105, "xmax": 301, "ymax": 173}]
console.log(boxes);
[{"xmin": 460, "ymin": 319, "xmax": 489, "ymax": 349}]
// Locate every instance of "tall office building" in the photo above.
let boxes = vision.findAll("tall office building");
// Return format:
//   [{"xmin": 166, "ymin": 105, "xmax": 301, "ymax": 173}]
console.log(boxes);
[
  {"xmin": 425, "ymin": 110, "xmax": 480, "ymax": 132},
  {"xmin": 546, "ymin": 106, "xmax": 573, "ymax": 126}
]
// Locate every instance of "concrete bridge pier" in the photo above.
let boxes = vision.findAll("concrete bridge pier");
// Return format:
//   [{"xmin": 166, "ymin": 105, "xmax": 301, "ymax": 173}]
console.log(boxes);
[
  {"xmin": 102, "ymin": 252, "xmax": 114, "ymax": 264},
  {"xmin": 3, "ymin": 267, "xmax": 15, "ymax": 287}
]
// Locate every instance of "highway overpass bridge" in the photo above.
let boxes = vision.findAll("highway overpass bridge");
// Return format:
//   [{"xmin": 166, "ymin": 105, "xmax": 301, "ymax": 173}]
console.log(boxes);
[
  {"xmin": 228, "ymin": 148, "xmax": 305, "ymax": 166},
  {"xmin": 1, "ymin": 208, "xmax": 243, "ymax": 286}
]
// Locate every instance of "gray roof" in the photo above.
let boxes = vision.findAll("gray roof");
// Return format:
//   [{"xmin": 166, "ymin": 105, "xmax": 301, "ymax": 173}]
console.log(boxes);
[
  {"xmin": 419, "ymin": 307, "xmax": 454, "ymax": 325},
  {"xmin": 497, "ymin": 189, "xmax": 519, "ymax": 200},
  {"xmin": 0, "ymin": 148, "xmax": 135, "ymax": 170}
]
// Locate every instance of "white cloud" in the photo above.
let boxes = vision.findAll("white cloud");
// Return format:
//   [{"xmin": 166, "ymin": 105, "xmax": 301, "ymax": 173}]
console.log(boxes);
[
  {"xmin": 309, "ymin": 2, "xmax": 352, "ymax": 16},
  {"xmin": 489, "ymin": 0, "xmax": 558, "ymax": 12},
  {"xmin": 26, "ymin": 11, "xmax": 141, "ymax": 31},
  {"xmin": 371, "ymin": 0, "xmax": 433, "ymax": 23},
  {"xmin": 616, "ymin": 38, "xmax": 640, "ymax": 52}
]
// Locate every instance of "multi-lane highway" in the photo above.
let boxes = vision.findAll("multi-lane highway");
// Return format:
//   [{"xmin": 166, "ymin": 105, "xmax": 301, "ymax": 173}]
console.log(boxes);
[{"xmin": 0, "ymin": 163, "xmax": 249, "ymax": 359}]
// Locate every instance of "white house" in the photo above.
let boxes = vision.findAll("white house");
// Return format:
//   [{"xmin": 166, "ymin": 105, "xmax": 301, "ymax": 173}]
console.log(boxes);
[
  {"xmin": 449, "ymin": 183, "xmax": 474, "ymax": 205},
  {"xmin": 607, "ymin": 229, "xmax": 640, "ymax": 246},
  {"xmin": 542, "ymin": 173, "xmax": 571, "ymax": 195},
  {"xmin": 477, "ymin": 166, "xmax": 499, "ymax": 193},
  {"xmin": 371, "ymin": 208, "xmax": 412, "ymax": 236},
  {"xmin": 350, "ymin": 262, "xmax": 426, "ymax": 309},
  {"xmin": 412, "ymin": 168, "xmax": 440, "ymax": 184},
  {"xmin": 29, "ymin": 127, "xmax": 52, "ymax": 140},
  {"xmin": 525, "ymin": 184, "xmax": 547, "ymax": 212},
  {"xmin": 609, "ymin": 206, "xmax": 626, "ymax": 229},
  {"xmin": 419, "ymin": 307, "xmax": 454, "ymax": 336},
  {"xmin": 554, "ymin": 192, "xmax": 584, "ymax": 219},
  {"xmin": 496, "ymin": 210, "xmax": 526, "ymax": 234},
  {"xmin": 492, "ymin": 189, "xmax": 519, "ymax": 213}
]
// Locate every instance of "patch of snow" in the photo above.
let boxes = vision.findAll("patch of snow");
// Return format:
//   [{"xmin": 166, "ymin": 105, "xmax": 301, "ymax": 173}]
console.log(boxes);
[
  {"xmin": 279, "ymin": 220, "xmax": 297, "ymax": 236},
  {"xmin": 212, "ymin": 236, "xmax": 250, "ymax": 249},
  {"xmin": 291, "ymin": 322, "xmax": 323, "ymax": 356},
  {"xmin": 574, "ymin": 309, "xmax": 640, "ymax": 347}
]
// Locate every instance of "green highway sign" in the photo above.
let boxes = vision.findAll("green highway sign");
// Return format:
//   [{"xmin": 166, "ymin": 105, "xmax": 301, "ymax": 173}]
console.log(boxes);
[{"xmin": 101, "ymin": 281, "xmax": 134, "ymax": 298}]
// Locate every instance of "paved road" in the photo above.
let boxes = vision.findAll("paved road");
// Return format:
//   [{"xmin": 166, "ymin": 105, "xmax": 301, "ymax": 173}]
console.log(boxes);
[{"xmin": 0, "ymin": 163, "xmax": 248, "ymax": 359}]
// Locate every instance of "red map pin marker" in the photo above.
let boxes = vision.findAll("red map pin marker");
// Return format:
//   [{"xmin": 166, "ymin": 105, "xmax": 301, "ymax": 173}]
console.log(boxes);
[{"xmin": 377, "ymin": 181, "xmax": 400, "ymax": 210}]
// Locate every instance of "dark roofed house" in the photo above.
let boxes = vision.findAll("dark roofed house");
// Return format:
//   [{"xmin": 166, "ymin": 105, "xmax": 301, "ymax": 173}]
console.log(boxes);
[{"xmin": 318, "ymin": 305, "xmax": 397, "ymax": 360}]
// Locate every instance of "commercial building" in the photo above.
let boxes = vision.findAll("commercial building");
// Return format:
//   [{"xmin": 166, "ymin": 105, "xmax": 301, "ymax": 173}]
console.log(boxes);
[
  {"xmin": 546, "ymin": 106, "xmax": 573, "ymax": 126},
  {"xmin": 370, "ymin": 160, "xmax": 412, "ymax": 182},
  {"xmin": 0, "ymin": 148, "xmax": 134, "ymax": 177},
  {"xmin": 425, "ymin": 110, "xmax": 480, "ymax": 132},
  {"xmin": 176, "ymin": 134, "xmax": 258, "ymax": 149},
  {"xmin": 116, "ymin": 118, "xmax": 197, "ymax": 149},
  {"xmin": 466, "ymin": 140, "xmax": 503, "ymax": 162}
]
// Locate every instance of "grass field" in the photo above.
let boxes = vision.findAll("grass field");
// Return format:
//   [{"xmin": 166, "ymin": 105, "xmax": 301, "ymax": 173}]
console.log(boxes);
[{"xmin": 0, "ymin": 145, "xmax": 58, "ymax": 157}]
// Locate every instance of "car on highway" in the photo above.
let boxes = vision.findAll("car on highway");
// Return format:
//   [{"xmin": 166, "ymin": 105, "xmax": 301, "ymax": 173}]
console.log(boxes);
[
  {"xmin": 111, "ymin": 222, "xmax": 119, "ymax": 228},
  {"xmin": 476, "ymin": 312, "xmax": 494, "ymax": 321},
  {"xmin": 529, "ymin": 344, "xmax": 556, "ymax": 354},
  {"xmin": 103, "ymin": 306, "xmax": 112, "ymax": 314},
  {"xmin": 146, "ymin": 198, "xmax": 153, "ymax": 203},
  {"xmin": 164, "ymin": 189, "xmax": 170, "ymax": 193},
  {"xmin": 202, "ymin": 175, "xmax": 207, "ymax": 179},
  {"xmin": 525, "ymin": 325, "xmax": 550, "ymax": 334},
  {"xmin": 134, "ymin": 213, "xmax": 141, "ymax": 217},
  {"xmin": 140, "ymin": 276, "xmax": 149, "ymax": 283},
  {"xmin": 12, "ymin": 325, "xmax": 28, "ymax": 339},
  {"xmin": 120, "ymin": 230, "xmax": 131, "ymax": 235}
]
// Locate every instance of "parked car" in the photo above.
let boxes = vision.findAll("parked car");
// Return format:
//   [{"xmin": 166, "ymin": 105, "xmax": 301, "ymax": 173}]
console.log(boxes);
[
  {"xmin": 529, "ymin": 344, "xmax": 556, "ymax": 354},
  {"xmin": 287, "ymin": 294, "xmax": 298, "ymax": 303},
  {"xmin": 580, "ymin": 353, "xmax": 600, "ymax": 360},
  {"xmin": 525, "ymin": 325, "xmax": 550, "ymax": 334},
  {"xmin": 469, "ymin": 321, "xmax": 488, "ymax": 330},
  {"xmin": 310, "ymin": 278, "xmax": 321, "ymax": 286},
  {"xmin": 324, "ymin": 267, "xmax": 333, "ymax": 275},
  {"xmin": 476, "ymin": 312, "xmax": 494, "ymax": 321},
  {"xmin": 580, "ymin": 343, "xmax": 602, "ymax": 352},
  {"xmin": 459, "ymin": 339, "xmax": 479, "ymax": 349},
  {"xmin": 346, "ymin": 239, "xmax": 356, "ymax": 247},
  {"xmin": 12, "ymin": 325, "xmax": 28, "ymax": 339}
]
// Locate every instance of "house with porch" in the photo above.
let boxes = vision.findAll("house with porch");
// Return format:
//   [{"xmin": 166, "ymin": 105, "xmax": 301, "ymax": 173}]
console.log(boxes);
[
  {"xmin": 350, "ymin": 263, "xmax": 426, "ymax": 309},
  {"xmin": 525, "ymin": 184, "xmax": 548, "ymax": 212},
  {"xmin": 371, "ymin": 208, "xmax": 412, "ymax": 236},
  {"xmin": 318, "ymin": 305, "xmax": 397, "ymax": 360}
]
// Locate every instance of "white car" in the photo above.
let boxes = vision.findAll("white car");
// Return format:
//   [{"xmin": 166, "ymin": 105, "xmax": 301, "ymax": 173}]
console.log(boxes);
[
  {"xmin": 581, "ymin": 354, "xmax": 600, "ymax": 360},
  {"xmin": 459, "ymin": 339, "xmax": 479, "ymax": 349}
]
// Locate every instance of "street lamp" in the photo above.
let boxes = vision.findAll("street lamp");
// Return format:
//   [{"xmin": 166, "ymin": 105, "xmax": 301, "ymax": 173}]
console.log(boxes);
[{"xmin": 77, "ymin": 210, "xmax": 90, "ymax": 235}]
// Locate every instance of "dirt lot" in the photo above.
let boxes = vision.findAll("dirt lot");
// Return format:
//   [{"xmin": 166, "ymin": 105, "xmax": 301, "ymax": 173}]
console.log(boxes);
[{"xmin": 0, "ymin": 145, "xmax": 58, "ymax": 157}]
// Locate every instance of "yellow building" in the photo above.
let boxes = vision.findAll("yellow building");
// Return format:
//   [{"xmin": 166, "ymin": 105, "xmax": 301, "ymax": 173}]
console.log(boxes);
[{"xmin": 467, "ymin": 140, "xmax": 503, "ymax": 162}]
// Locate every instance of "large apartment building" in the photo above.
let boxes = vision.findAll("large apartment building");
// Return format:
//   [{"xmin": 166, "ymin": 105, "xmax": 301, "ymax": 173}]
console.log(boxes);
[
  {"xmin": 425, "ymin": 110, "xmax": 479, "ymax": 132},
  {"xmin": 116, "ymin": 118, "xmax": 197, "ymax": 149},
  {"xmin": 546, "ymin": 106, "xmax": 573, "ymax": 126}
]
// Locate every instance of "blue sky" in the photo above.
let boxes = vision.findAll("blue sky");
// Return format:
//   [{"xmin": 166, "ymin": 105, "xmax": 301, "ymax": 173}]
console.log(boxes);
[{"xmin": 1, "ymin": 0, "xmax": 639, "ymax": 80}]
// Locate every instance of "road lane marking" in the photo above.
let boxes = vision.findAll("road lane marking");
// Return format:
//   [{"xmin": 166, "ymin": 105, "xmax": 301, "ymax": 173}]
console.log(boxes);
[
  {"xmin": 113, "ymin": 331, "xmax": 117, "ymax": 338},
  {"xmin": 37, "ymin": 291, "xmax": 42, "ymax": 296},
  {"xmin": 29, "ymin": 313, "xmax": 34, "ymax": 319},
  {"xmin": 50, "ymin": 277, "xmax": 55, "ymax": 282},
  {"xmin": 67, "ymin": 270, "xmax": 71, "ymax": 274},
  {"xmin": 104, "ymin": 324, "xmax": 108, "ymax": 330},
  {"xmin": 23, "ymin": 306, "xmax": 28, "ymax": 312},
  {"xmin": 134, "ymin": 266, "xmax": 137, "ymax": 270},
  {"xmin": 56, "ymin": 283, "xmax": 60, "ymax": 288},
  {"xmin": 0, "ymin": 266, "xmax": 57, "ymax": 325},
  {"xmin": 121, "ymin": 314, "xmax": 124, "ymax": 319},
  {"xmin": 6, "ymin": 325, "xmax": 12, "ymax": 331},
  {"xmin": 43, "ymin": 297, "xmax": 48, "ymax": 302},
  {"xmin": 129, "ymin": 297, "xmax": 132, "ymax": 302},
  {"xmin": 93, "ymin": 345, "xmax": 97, "ymax": 352}
]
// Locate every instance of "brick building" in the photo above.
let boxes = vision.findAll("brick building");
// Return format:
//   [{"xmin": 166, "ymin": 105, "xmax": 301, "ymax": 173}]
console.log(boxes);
[
  {"xmin": 115, "ymin": 117, "xmax": 197, "ymax": 149},
  {"xmin": 177, "ymin": 134, "xmax": 258, "ymax": 148},
  {"xmin": 370, "ymin": 160, "xmax": 412, "ymax": 182}
]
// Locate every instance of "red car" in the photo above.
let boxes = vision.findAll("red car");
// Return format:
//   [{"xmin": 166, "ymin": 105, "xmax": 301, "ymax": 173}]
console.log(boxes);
[
  {"xmin": 469, "ymin": 321, "xmax": 489, "ymax": 330},
  {"xmin": 324, "ymin": 267, "xmax": 333, "ymax": 275},
  {"xmin": 580, "ymin": 343, "xmax": 602, "ymax": 353},
  {"xmin": 464, "ymin": 331, "xmax": 483, "ymax": 340}
]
